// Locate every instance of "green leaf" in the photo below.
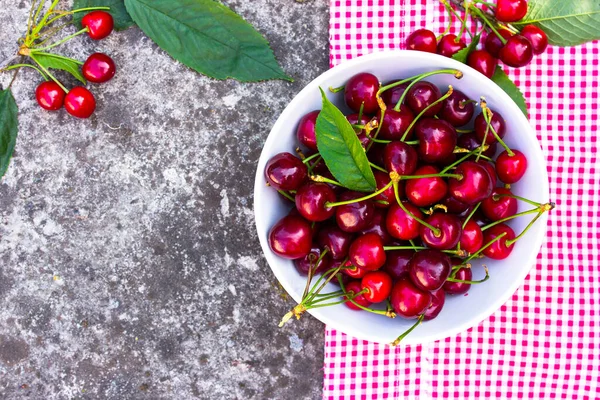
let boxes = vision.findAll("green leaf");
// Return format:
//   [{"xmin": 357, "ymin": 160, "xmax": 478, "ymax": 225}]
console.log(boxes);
[
  {"xmin": 315, "ymin": 88, "xmax": 376, "ymax": 193},
  {"xmin": 452, "ymin": 34, "xmax": 480, "ymax": 64},
  {"xmin": 512, "ymin": 0, "xmax": 600, "ymax": 47},
  {"xmin": 0, "ymin": 89, "xmax": 18, "ymax": 179},
  {"xmin": 32, "ymin": 53, "xmax": 86, "ymax": 84},
  {"xmin": 123, "ymin": 0, "xmax": 291, "ymax": 82},
  {"xmin": 491, "ymin": 67, "xmax": 528, "ymax": 118},
  {"xmin": 73, "ymin": 0, "xmax": 134, "ymax": 31}
]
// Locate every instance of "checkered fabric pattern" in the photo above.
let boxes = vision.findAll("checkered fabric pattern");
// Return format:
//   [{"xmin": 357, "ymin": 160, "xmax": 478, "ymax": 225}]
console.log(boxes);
[{"xmin": 325, "ymin": 1, "xmax": 600, "ymax": 399}]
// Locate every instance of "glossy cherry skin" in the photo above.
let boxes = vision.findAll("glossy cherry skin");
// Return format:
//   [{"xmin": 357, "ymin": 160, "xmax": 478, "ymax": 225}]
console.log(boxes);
[
  {"xmin": 474, "ymin": 110, "xmax": 506, "ymax": 145},
  {"xmin": 521, "ymin": 25, "xmax": 549, "ymax": 55},
  {"xmin": 382, "ymin": 249, "xmax": 414, "ymax": 280},
  {"xmin": 460, "ymin": 219, "xmax": 484, "ymax": 254},
  {"xmin": 344, "ymin": 280, "xmax": 372, "ymax": 310},
  {"xmin": 81, "ymin": 11, "xmax": 114, "ymax": 40},
  {"xmin": 439, "ymin": 90, "xmax": 475, "ymax": 127},
  {"xmin": 499, "ymin": 35, "xmax": 534, "ymax": 68},
  {"xmin": 406, "ymin": 29, "xmax": 438, "ymax": 53},
  {"xmin": 295, "ymin": 182, "xmax": 336, "ymax": 222},
  {"xmin": 265, "ymin": 152, "xmax": 308, "ymax": 191},
  {"xmin": 294, "ymin": 245, "xmax": 332, "ymax": 275},
  {"xmin": 384, "ymin": 141, "xmax": 418, "ymax": 175},
  {"xmin": 342, "ymin": 261, "xmax": 368, "ymax": 279},
  {"xmin": 467, "ymin": 50, "xmax": 497, "ymax": 79},
  {"xmin": 386, "ymin": 201, "xmax": 423, "ymax": 241},
  {"xmin": 419, "ymin": 213, "xmax": 462, "ymax": 250},
  {"xmin": 379, "ymin": 108, "xmax": 415, "ymax": 140},
  {"xmin": 82, "ymin": 53, "xmax": 116, "ymax": 83},
  {"xmin": 317, "ymin": 224, "xmax": 355, "ymax": 260},
  {"xmin": 443, "ymin": 266, "xmax": 473, "ymax": 295},
  {"xmin": 64, "ymin": 86, "xmax": 96, "ymax": 118},
  {"xmin": 296, "ymin": 110, "xmax": 320, "ymax": 151},
  {"xmin": 406, "ymin": 81, "xmax": 443, "ymax": 117},
  {"xmin": 381, "ymin": 82, "xmax": 408, "ymax": 108},
  {"xmin": 442, "ymin": 193, "xmax": 470, "ymax": 214},
  {"xmin": 344, "ymin": 72, "xmax": 380, "ymax": 114},
  {"xmin": 408, "ymin": 249, "xmax": 452, "ymax": 291},
  {"xmin": 415, "ymin": 118, "xmax": 457, "ymax": 163},
  {"xmin": 367, "ymin": 142, "xmax": 386, "ymax": 167},
  {"xmin": 482, "ymin": 187, "xmax": 518, "ymax": 221},
  {"xmin": 495, "ymin": 0, "xmax": 528, "ymax": 23},
  {"xmin": 373, "ymin": 170, "xmax": 395, "ymax": 208},
  {"xmin": 35, "ymin": 81, "xmax": 65, "ymax": 111},
  {"xmin": 424, "ymin": 289, "xmax": 446, "ymax": 320},
  {"xmin": 349, "ymin": 233, "xmax": 386, "ymax": 271},
  {"xmin": 457, "ymin": 131, "xmax": 497, "ymax": 159},
  {"xmin": 484, "ymin": 29, "xmax": 513, "ymax": 58},
  {"xmin": 496, "ymin": 149, "xmax": 528, "ymax": 183},
  {"xmin": 449, "ymin": 161, "xmax": 494, "ymax": 205},
  {"xmin": 437, "ymin": 34, "xmax": 466, "ymax": 58},
  {"xmin": 405, "ymin": 165, "xmax": 448, "ymax": 207},
  {"xmin": 268, "ymin": 215, "xmax": 313, "ymax": 259},
  {"xmin": 482, "ymin": 223, "xmax": 515, "ymax": 260},
  {"xmin": 361, "ymin": 208, "xmax": 393, "ymax": 245},
  {"xmin": 347, "ymin": 113, "xmax": 371, "ymax": 134},
  {"xmin": 471, "ymin": 207, "xmax": 491, "ymax": 227},
  {"xmin": 476, "ymin": 159, "xmax": 498, "ymax": 188},
  {"xmin": 336, "ymin": 191, "xmax": 375, "ymax": 233},
  {"xmin": 361, "ymin": 271, "xmax": 393, "ymax": 303},
  {"xmin": 390, "ymin": 278, "xmax": 432, "ymax": 319}
]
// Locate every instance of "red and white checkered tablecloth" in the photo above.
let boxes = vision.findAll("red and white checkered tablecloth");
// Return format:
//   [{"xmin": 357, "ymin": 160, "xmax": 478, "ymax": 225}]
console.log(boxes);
[{"xmin": 324, "ymin": 1, "xmax": 600, "ymax": 399}]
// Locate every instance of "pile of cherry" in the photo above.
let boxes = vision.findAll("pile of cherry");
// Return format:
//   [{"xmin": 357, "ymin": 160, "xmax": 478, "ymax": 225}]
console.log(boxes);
[{"xmin": 265, "ymin": 68, "xmax": 553, "ymax": 344}]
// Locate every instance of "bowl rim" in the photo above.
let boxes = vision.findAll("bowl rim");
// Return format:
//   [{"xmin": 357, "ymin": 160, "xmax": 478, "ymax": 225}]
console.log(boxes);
[{"xmin": 253, "ymin": 50, "xmax": 550, "ymax": 345}]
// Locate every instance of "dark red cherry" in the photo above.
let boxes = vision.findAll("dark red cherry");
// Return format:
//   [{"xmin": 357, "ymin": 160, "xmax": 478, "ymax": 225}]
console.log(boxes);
[
  {"xmin": 471, "ymin": 208, "xmax": 491, "ymax": 227},
  {"xmin": 344, "ymin": 280, "xmax": 372, "ymax": 310},
  {"xmin": 449, "ymin": 161, "xmax": 494, "ymax": 205},
  {"xmin": 295, "ymin": 182, "xmax": 336, "ymax": 222},
  {"xmin": 437, "ymin": 34, "xmax": 466, "ymax": 58},
  {"xmin": 476, "ymin": 159, "xmax": 498, "ymax": 188},
  {"xmin": 405, "ymin": 165, "xmax": 448, "ymax": 207},
  {"xmin": 373, "ymin": 170, "xmax": 395, "ymax": 208},
  {"xmin": 482, "ymin": 223, "xmax": 515, "ymax": 260},
  {"xmin": 344, "ymin": 72, "xmax": 380, "ymax": 114},
  {"xmin": 384, "ymin": 141, "xmax": 419, "ymax": 176},
  {"xmin": 439, "ymin": 90, "xmax": 475, "ymax": 127},
  {"xmin": 406, "ymin": 81, "xmax": 443, "ymax": 117},
  {"xmin": 82, "ymin": 53, "xmax": 116, "ymax": 83},
  {"xmin": 64, "ymin": 86, "xmax": 96, "ymax": 118},
  {"xmin": 317, "ymin": 224, "xmax": 355, "ymax": 260},
  {"xmin": 496, "ymin": 149, "xmax": 528, "ymax": 184},
  {"xmin": 442, "ymin": 193, "xmax": 470, "ymax": 214},
  {"xmin": 268, "ymin": 215, "xmax": 313, "ymax": 259},
  {"xmin": 415, "ymin": 118, "xmax": 458, "ymax": 163},
  {"xmin": 408, "ymin": 249, "xmax": 452, "ymax": 291},
  {"xmin": 406, "ymin": 29, "xmax": 438, "ymax": 53},
  {"xmin": 35, "ymin": 81, "xmax": 65, "ymax": 111},
  {"xmin": 495, "ymin": 0, "xmax": 528, "ymax": 23},
  {"xmin": 361, "ymin": 270, "xmax": 393, "ymax": 303},
  {"xmin": 386, "ymin": 201, "xmax": 423, "ymax": 241},
  {"xmin": 474, "ymin": 109, "xmax": 506, "ymax": 145},
  {"xmin": 484, "ymin": 29, "xmax": 513, "ymax": 58},
  {"xmin": 424, "ymin": 289, "xmax": 446, "ymax": 320},
  {"xmin": 443, "ymin": 265, "xmax": 473, "ymax": 295},
  {"xmin": 467, "ymin": 50, "xmax": 497, "ymax": 79},
  {"xmin": 367, "ymin": 142, "xmax": 387, "ymax": 167},
  {"xmin": 382, "ymin": 249, "xmax": 414, "ymax": 280},
  {"xmin": 361, "ymin": 208, "xmax": 393, "ymax": 245},
  {"xmin": 457, "ymin": 132, "xmax": 497, "ymax": 159},
  {"xmin": 521, "ymin": 25, "xmax": 548, "ymax": 55},
  {"xmin": 349, "ymin": 233, "xmax": 386, "ymax": 271},
  {"xmin": 381, "ymin": 82, "xmax": 409, "ymax": 108},
  {"xmin": 336, "ymin": 191, "xmax": 375, "ymax": 233},
  {"xmin": 296, "ymin": 110, "xmax": 320, "ymax": 151},
  {"xmin": 379, "ymin": 108, "xmax": 415, "ymax": 140},
  {"xmin": 81, "ymin": 10, "xmax": 114, "ymax": 40},
  {"xmin": 265, "ymin": 152, "xmax": 308, "ymax": 191},
  {"xmin": 460, "ymin": 219, "xmax": 484, "ymax": 254},
  {"xmin": 346, "ymin": 113, "xmax": 371, "ymax": 133},
  {"xmin": 294, "ymin": 245, "xmax": 332, "ymax": 275},
  {"xmin": 482, "ymin": 187, "xmax": 518, "ymax": 221},
  {"xmin": 499, "ymin": 35, "xmax": 534, "ymax": 68},
  {"xmin": 342, "ymin": 261, "xmax": 368, "ymax": 279},
  {"xmin": 390, "ymin": 278, "xmax": 433, "ymax": 318},
  {"xmin": 419, "ymin": 213, "xmax": 462, "ymax": 250}
]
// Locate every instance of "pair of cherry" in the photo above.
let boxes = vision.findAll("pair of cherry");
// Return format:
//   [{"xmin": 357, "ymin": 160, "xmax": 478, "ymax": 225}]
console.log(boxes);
[{"xmin": 35, "ymin": 11, "xmax": 116, "ymax": 118}]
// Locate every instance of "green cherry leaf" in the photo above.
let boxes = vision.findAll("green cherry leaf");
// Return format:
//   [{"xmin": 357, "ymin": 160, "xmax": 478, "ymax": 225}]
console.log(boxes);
[
  {"xmin": 491, "ymin": 66, "xmax": 529, "ymax": 118},
  {"xmin": 452, "ymin": 33, "xmax": 481, "ymax": 64},
  {"xmin": 0, "ymin": 88, "xmax": 18, "ymax": 179},
  {"xmin": 33, "ymin": 53, "xmax": 86, "ymax": 84},
  {"xmin": 315, "ymin": 88, "xmax": 376, "ymax": 193},
  {"xmin": 73, "ymin": 0, "xmax": 135, "ymax": 31}
]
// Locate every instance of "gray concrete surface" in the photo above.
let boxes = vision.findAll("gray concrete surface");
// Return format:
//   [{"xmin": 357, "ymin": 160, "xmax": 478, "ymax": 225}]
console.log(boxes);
[{"xmin": 0, "ymin": 1, "xmax": 330, "ymax": 398}]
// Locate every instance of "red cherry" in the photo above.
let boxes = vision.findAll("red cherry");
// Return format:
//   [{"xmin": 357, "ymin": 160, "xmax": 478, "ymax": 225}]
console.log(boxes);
[
  {"xmin": 405, "ymin": 165, "xmax": 448, "ymax": 207},
  {"xmin": 373, "ymin": 170, "xmax": 395, "ymax": 208},
  {"xmin": 264, "ymin": 152, "xmax": 308, "ymax": 191},
  {"xmin": 457, "ymin": 132, "xmax": 497, "ymax": 159},
  {"xmin": 424, "ymin": 289, "xmax": 446, "ymax": 320},
  {"xmin": 499, "ymin": 35, "xmax": 534, "ymax": 68},
  {"xmin": 344, "ymin": 280, "xmax": 372, "ymax": 310},
  {"xmin": 476, "ymin": 159, "xmax": 498, "ymax": 188},
  {"xmin": 382, "ymin": 250, "xmax": 414, "ymax": 280},
  {"xmin": 64, "ymin": 86, "xmax": 96, "ymax": 118},
  {"xmin": 496, "ymin": 149, "xmax": 528, "ymax": 183},
  {"xmin": 406, "ymin": 29, "xmax": 438, "ymax": 53},
  {"xmin": 296, "ymin": 110, "xmax": 319, "ymax": 151},
  {"xmin": 520, "ymin": 25, "xmax": 549, "ymax": 55},
  {"xmin": 295, "ymin": 182, "xmax": 336, "ymax": 222},
  {"xmin": 349, "ymin": 233, "xmax": 386, "ymax": 271},
  {"xmin": 35, "ymin": 81, "xmax": 65, "ymax": 111},
  {"xmin": 294, "ymin": 245, "xmax": 331, "ymax": 275},
  {"xmin": 381, "ymin": 82, "xmax": 409, "ymax": 108},
  {"xmin": 449, "ymin": 161, "xmax": 494, "ymax": 205},
  {"xmin": 317, "ymin": 224, "xmax": 355, "ymax": 260},
  {"xmin": 443, "ymin": 264, "xmax": 473, "ymax": 295},
  {"xmin": 335, "ymin": 191, "xmax": 375, "ymax": 233},
  {"xmin": 460, "ymin": 219, "xmax": 484, "ymax": 254},
  {"xmin": 379, "ymin": 108, "xmax": 415, "ymax": 140},
  {"xmin": 406, "ymin": 81, "xmax": 443, "ymax": 117},
  {"xmin": 390, "ymin": 278, "xmax": 432, "ymax": 319},
  {"xmin": 384, "ymin": 141, "xmax": 418, "ymax": 175},
  {"xmin": 414, "ymin": 118, "xmax": 458, "ymax": 163},
  {"xmin": 437, "ymin": 34, "xmax": 466, "ymax": 58},
  {"xmin": 386, "ymin": 201, "xmax": 423, "ymax": 241},
  {"xmin": 484, "ymin": 29, "xmax": 513, "ymax": 58},
  {"xmin": 268, "ymin": 215, "xmax": 313, "ymax": 259},
  {"xmin": 419, "ymin": 213, "xmax": 462, "ymax": 250},
  {"xmin": 482, "ymin": 223, "xmax": 515, "ymax": 259},
  {"xmin": 474, "ymin": 109, "xmax": 506, "ymax": 145},
  {"xmin": 361, "ymin": 208, "xmax": 394, "ymax": 245},
  {"xmin": 439, "ymin": 90, "xmax": 475, "ymax": 127},
  {"xmin": 361, "ymin": 271, "xmax": 393, "ymax": 303},
  {"xmin": 342, "ymin": 261, "xmax": 368, "ymax": 279},
  {"xmin": 81, "ymin": 11, "xmax": 114, "ymax": 40},
  {"xmin": 442, "ymin": 193, "xmax": 470, "ymax": 214},
  {"xmin": 467, "ymin": 50, "xmax": 497, "ymax": 79},
  {"xmin": 82, "ymin": 53, "xmax": 116, "ymax": 83},
  {"xmin": 344, "ymin": 72, "xmax": 380, "ymax": 114},
  {"xmin": 495, "ymin": 0, "xmax": 528, "ymax": 23},
  {"xmin": 482, "ymin": 187, "xmax": 518, "ymax": 221},
  {"xmin": 408, "ymin": 249, "xmax": 452, "ymax": 291}
]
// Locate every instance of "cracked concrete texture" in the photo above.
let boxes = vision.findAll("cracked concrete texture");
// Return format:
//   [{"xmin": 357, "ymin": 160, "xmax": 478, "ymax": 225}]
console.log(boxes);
[{"xmin": 0, "ymin": 1, "xmax": 330, "ymax": 398}]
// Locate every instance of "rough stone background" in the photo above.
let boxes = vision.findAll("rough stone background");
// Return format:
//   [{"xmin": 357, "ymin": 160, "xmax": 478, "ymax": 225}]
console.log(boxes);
[{"xmin": 0, "ymin": 1, "xmax": 329, "ymax": 399}]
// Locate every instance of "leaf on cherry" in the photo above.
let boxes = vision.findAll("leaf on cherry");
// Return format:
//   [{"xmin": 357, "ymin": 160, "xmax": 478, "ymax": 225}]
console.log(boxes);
[
  {"xmin": 452, "ymin": 33, "xmax": 481, "ymax": 64},
  {"xmin": 33, "ymin": 53, "xmax": 86, "ymax": 84},
  {"xmin": 0, "ymin": 88, "xmax": 18, "ymax": 179}
]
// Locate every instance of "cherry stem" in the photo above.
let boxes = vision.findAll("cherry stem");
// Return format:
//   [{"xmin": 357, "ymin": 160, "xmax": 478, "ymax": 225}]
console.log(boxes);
[
  {"xmin": 441, "ymin": 145, "xmax": 488, "ymax": 174},
  {"xmin": 483, "ymin": 106, "xmax": 513, "ymax": 155},
  {"xmin": 329, "ymin": 85, "xmax": 345, "ymax": 93},
  {"xmin": 357, "ymin": 102, "xmax": 365, "ymax": 125},
  {"xmin": 33, "ymin": 51, "xmax": 84, "ymax": 65},
  {"xmin": 369, "ymin": 162, "xmax": 388, "ymax": 173},
  {"xmin": 464, "ymin": 232, "xmax": 507, "ymax": 262},
  {"xmin": 457, "ymin": 1, "xmax": 472, "ymax": 40},
  {"xmin": 311, "ymin": 290, "xmax": 344, "ymax": 302},
  {"xmin": 277, "ymin": 190, "xmax": 295, "ymax": 202},
  {"xmin": 480, "ymin": 207, "xmax": 540, "ymax": 232},
  {"xmin": 393, "ymin": 182, "xmax": 441, "ymax": 236},
  {"xmin": 494, "ymin": 193, "xmax": 542, "ymax": 207},
  {"xmin": 301, "ymin": 152, "xmax": 321, "ymax": 165},
  {"xmin": 29, "ymin": 54, "xmax": 68, "ymax": 92},
  {"xmin": 391, "ymin": 314, "xmax": 424, "ymax": 346},
  {"xmin": 31, "ymin": 0, "xmax": 63, "ymax": 38},
  {"xmin": 337, "ymin": 276, "xmax": 394, "ymax": 317},
  {"xmin": 327, "ymin": 181, "xmax": 393, "ymax": 208},
  {"xmin": 365, "ymin": 131, "xmax": 391, "ymax": 144},
  {"xmin": 33, "ymin": 27, "xmax": 88, "ymax": 52},
  {"xmin": 0, "ymin": 63, "xmax": 48, "ymax": 80},
  {"xmin": 365, "ymin": 112, "xmax": 385, "ymax": 152},
  {"xmin": 44, "ymin": 7, "xmax": 110, "ymax": 27},
  {"xmin": 446, "ymin": 266, "xmax": 489, "ymax": 284},
  {"xmin": 469, "ymin": 5, "xmax": 508, "ymax": 45},
  {"xmin": 505, "ymin": 204, "xmax": 555, "ymax": 246},
  {"xmin": 400, "ymin": 173, "xmax": 463, "ymax": 181},
  {"xmin": 310, "ymin": 174, "xmax": 343, "ymax": 187},
  {"xmin": 438, "ymin": 0, "xmax": 455, "ymax": 39},
  {"xmin": 462, "ymin": 202, "xmax": 481, "ymax": 229},
  {"xmin": 384, "ymin": 245, "xmax": 467, "ymax": 256},
  {"xmin": 307, "ymin": 156, "xmax": 322, "ymax": 174},
  {"xmin": 393, "ymin": 70, "xmax": 463, "ymax": 112},
  {"xmin": 400, "ymin": 85, "xmax": 455, "ymax": 142}
]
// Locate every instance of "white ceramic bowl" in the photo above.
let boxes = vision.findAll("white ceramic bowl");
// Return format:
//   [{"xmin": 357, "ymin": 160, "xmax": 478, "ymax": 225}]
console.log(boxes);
[{"xmin": 254, "ymin": 51, "xmax": 549, "ymax": 345}]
